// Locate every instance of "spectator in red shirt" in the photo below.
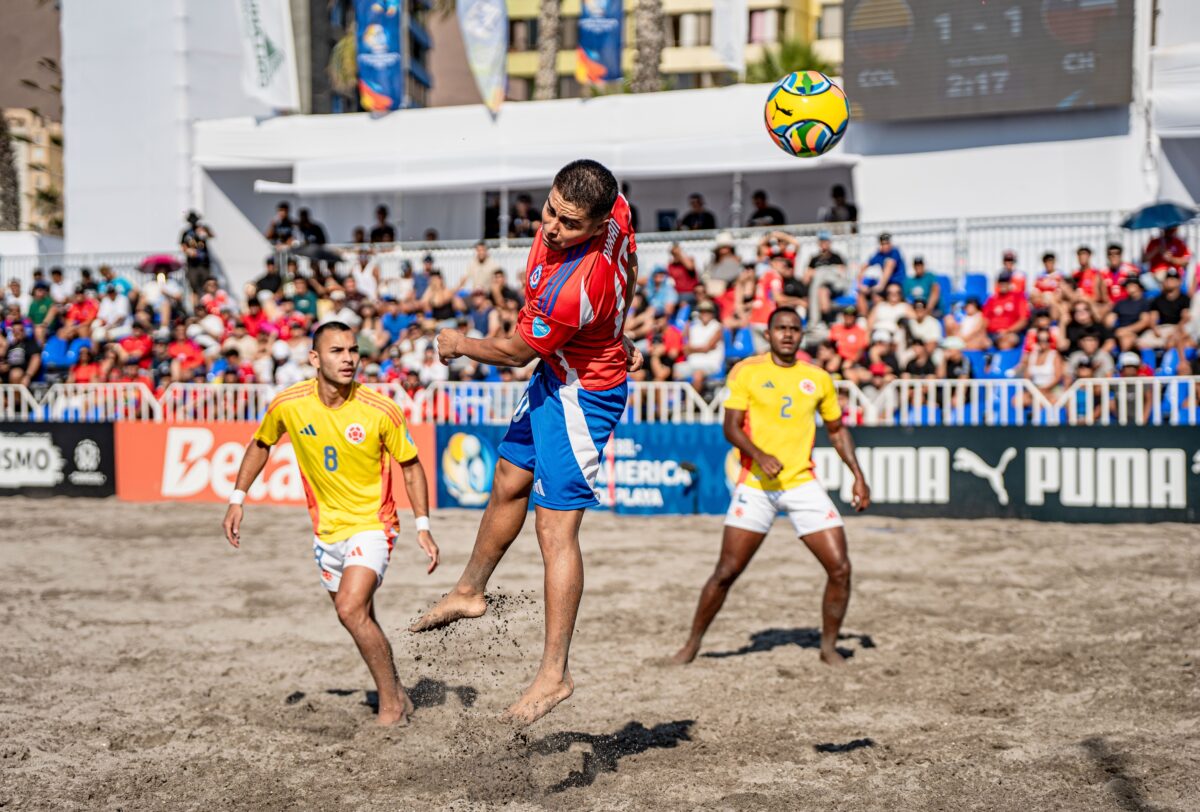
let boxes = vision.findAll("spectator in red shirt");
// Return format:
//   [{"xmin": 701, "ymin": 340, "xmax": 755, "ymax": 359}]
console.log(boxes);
[
  {"xmin": 983, "ymin": 270, "xmax": 1030, "ymax": 349},
  {"xmin": 117, "ymin": 322, "xmax": 154, "ymax": 368},
  {"xmin": 69, "ymin": 345, "xmax": 103, "ymax": 384},
  {"xmin": 1143, "ymin": 225, "xmax": 1191, "ymax": 279},
  {"xmin": 167, "ymin": 323, "xmax": 206, "ymax": 381},
  {"xmin": 1031, "ymin": 251, "xmax": 1065, "ymax": 310},
  {"xmin": 829, "ymin": 305, "xmax": 868, "ymax": 363},
  {"xmin": 665, "ymin": 243, "xmax": 699, "ymax": 305},
  {"xmin": 999, "ymin": 250, "xmax": 1027, "ymax": 293},
  {"xmin": 1068, "ymin": 245, "xmax": 1104, "ymax": 302},
  {"xmin": 241, "ymin": 299, "xmax": 274, "ymax": 338},
  {"xmin": 65, "ymin": 288, "xmax": 99, "ymax": 330},
  {"xmin": 1104, "ymin": 243, "xmax": 1140, "ymax": 305}
]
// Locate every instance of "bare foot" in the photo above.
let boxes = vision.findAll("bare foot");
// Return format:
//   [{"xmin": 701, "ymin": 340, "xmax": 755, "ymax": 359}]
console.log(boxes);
[
  {"xmin": 669, "ymin": 642, "xmax": 700, "ymax": 665},
  {"xmin": 820, "ymin": 647, "xmax": 847, "ymax": 667},
  {"xmin": 409, "ymin": 590, "xmax": 487, "ymax": 632},
  {"xmin": 376, "ymin": 691, "xmax": 414, "ymax": 726},
  {"xmin": 501, "ymin": 671, "xmax": 574, "ymax": 726}
]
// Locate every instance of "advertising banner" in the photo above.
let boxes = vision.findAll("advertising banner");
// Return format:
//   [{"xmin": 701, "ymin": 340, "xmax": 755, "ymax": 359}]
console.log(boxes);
[
  {"xmin": 457, "ymin": 0, "xmax": 508, "ymax": 114},
  {"xmin": 115, "ymin": 423, "xmax": 437, "ymax": 509},
  {"xmin": 356, "ymin": 0, "xmax": 404, "ymax": 112},
  {"xmin": 436, "ymin": 423, "xmax": 1200, "ymax": 523},
  {"xmin": 711, "ymin": 0, "xmax": 749, "ymax": 75},
  {"xmin": 0, "ymin": 423, "xmax": 115, "ymax": 497},
  {"xmin": 235, "ymin": 0, "xmax": 301, "ymax": 110},
  {"xmin": 576, "ymin": 0, "xmax": 624, "ymax": 88}
]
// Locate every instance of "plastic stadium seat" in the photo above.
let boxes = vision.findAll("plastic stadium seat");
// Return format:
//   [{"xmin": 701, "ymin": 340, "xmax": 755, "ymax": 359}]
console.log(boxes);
[
  {"xmin": 1140, "ymin": 348, "xmax": 1158, "ymax": 371},
  {"xmin": 673, "ymin": 303, "xmax": 692, "ymax": 330},
  {"xmin": 993, "ymin": 348, "xmax": 1024, "ymax": 378},
  {"xmin": 963, "ymin": 273, "xmax": 989, "ymax": 302},
  {"xmin": 932, "ymin": 274, "xmax": 954, "ymax": 311},
  {"xmin": 832, "ymin": 291, "xmax": 857, "ymax": 309},
  {"xmin": 905, "ymin": 406, "xmax": 941, "ymax": 426},
  {"xmin": 963, "ymin": 350, "xmax": 988, "ymax": 378},
  {"xmin": 724, "ymin": 327, "xmax": 756, "ymax": 362}
]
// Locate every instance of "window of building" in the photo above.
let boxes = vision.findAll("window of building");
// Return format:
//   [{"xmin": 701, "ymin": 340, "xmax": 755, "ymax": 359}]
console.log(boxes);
[
  {"xmin": 558, "ymin": 74, "xmax": 581, "ymax": 98},
  {"xmin": 506, "ymin": 76, "xmax": 532, "ymax": 101},
  {"xmin": 749, "ymin": 9, "xmax": 779, "ymax": 44},
  {"xmin": 560, "ymin": 17, "xmax": 579, "ymax": 50},
  {"xmin": 818, "ymin": 3, "xmax": 843, "ymax": 39},
  {"xmin": 671, "ymin": 13, "xmax": 712, "ymax": 48},
  {"xmin": 509, "ymin": 19, "xmax": 536, "ymax": 52}
]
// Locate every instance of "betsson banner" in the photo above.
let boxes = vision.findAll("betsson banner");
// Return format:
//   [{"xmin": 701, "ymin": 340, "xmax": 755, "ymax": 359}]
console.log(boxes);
[
  {"xmin": 115, "ymin": 423, "xmax": 437, "ymax": 510},
  {"xmin": 576, "ymin": 0, "xmax": 623, "ymax": 89},
  {"xmin": 356, "ymin": 0, "xmax": 404, "ymax": 112},
  {"xmin": 235, "ymin": 0, "xmax": 301, "ymax": 110},
  {"xmin": 457, "ymin": 0, "xmax": 508, "ymax": 114},
  {"xmin": 436, "ymin": 424, "xmax": 1200, "ymax": 523}
]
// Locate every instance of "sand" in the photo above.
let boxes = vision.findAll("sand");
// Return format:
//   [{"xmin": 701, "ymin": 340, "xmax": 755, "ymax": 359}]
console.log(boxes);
[{"xmin": 0, "ymin": 498, "xmax": 1197, "ymax": 810}]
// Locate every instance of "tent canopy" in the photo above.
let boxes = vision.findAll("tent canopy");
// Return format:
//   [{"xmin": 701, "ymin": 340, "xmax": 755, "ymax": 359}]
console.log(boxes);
[{"xmin": 192, "ymin": 84, "xmax": 857, "ymax": 196}]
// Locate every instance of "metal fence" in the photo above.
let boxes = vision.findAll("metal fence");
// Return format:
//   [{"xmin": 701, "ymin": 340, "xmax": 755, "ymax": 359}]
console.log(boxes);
[
  {"xmin": 0, "ymin": 379, "xmax": 1194, "ymax": 427},
  {"xmin": 0, "ymin": 250, "xmax": 185, "ymax": 292}
]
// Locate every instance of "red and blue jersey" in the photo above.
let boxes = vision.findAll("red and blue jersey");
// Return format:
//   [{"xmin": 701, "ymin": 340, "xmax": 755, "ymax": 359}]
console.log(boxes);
[{"xmin": 517, "ymin": 194, "xmax": 636, "ymax": 391}]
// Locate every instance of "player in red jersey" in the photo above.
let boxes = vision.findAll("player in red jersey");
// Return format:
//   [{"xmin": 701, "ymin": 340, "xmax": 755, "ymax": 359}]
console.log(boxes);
[{"xmin": 410, "ymin": 160, "xmax": 642, "ymax": 725}]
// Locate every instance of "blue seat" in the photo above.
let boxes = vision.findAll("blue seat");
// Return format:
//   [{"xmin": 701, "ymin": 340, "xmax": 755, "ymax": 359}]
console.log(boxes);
[
  {"xmin": 724, "ymin": 327, "xmax": 756, "ymax": 362},
  {"xmin": 672, "ymin": 302, "xmax": 692, "ymax": 330},
  {"xmin": 905, "ymin": 406, "xmax": 941, "ymax": 426},
  {"xmin": 1140, "ymin": 348, "xmax": 1158, "ymax": 371},
  {"xmin": 993, "ymin": 348, "xmax": 1024, "ymax": 378},
  {"xmin": 962, "ymin": 350, "xmax": 988, "ymax": 378},
  {"xmin": 932, "ymin": 274, "xmax": 954, "ymax": 312},
  {"xmin": 832, "ymin": 291, "xmax": 857, "ymax": 308},
  {"xmin": 959, "ymin": 273, "xmax": 990, "ymax": 306}
]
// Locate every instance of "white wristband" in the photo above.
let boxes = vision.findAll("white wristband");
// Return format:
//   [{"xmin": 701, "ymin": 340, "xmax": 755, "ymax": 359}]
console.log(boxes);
[
  {"xmin": 415, "ymin": 516, "xmax": 431, "ymax": 532},
  {"xmin": 229, "ymin": 489, "xmax": 247, "ymax": 506}
]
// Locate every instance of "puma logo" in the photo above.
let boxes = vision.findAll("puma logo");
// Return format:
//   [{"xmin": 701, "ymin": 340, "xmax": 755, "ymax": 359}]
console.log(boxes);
[
  {"xmin": 773, "ymin": 100, "xmax": 793, "ymax": 117},
  {"xmin": 953, "ymin": 447, "xmax": 1018, "ymax": 505}
]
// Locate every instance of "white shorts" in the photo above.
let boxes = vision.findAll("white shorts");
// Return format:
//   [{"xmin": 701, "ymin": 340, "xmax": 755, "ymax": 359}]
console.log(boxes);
[
  {"xmin": 724, "ymin": 480, "xmax": 844, "ymax": 537},
  {"xmin": 312, "ymin": 530, "xmax": 393, "ymax": 592}
]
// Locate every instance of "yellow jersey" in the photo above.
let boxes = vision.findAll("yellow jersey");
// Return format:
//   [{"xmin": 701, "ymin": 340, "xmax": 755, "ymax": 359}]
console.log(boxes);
[
  {"xmin": 723, "ymin": 354, "xmax": 842, "ymax": 490},
  {"xmin": 252, "ymin": 380, "xmax": 419, "ymax": 544}
]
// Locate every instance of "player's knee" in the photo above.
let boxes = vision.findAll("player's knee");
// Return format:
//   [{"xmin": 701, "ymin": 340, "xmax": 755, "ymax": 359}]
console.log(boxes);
[
  {"xmin": 827, "ymin": 557, "xmax": 851, "ymax": 586},
  {"xmin": 713, "ymin": 560, "xmax": 744, "ymax": 589},
  {"xmin": 335, "ymin": 598, "xmax": 369, "ymax": 630}
]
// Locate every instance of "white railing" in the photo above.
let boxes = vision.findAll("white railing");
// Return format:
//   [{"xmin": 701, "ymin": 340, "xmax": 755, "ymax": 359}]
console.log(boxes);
[
  {"xmin": 0, "ymin": 250, "xmax": 184, "ymax": 291},
  {"xmin": 0, "ymin": 378, "xmax": 1196, "ymax": 426},
  {"xmin": 40, "ymin": 383, "xmax": 161, "ymax": 422}
]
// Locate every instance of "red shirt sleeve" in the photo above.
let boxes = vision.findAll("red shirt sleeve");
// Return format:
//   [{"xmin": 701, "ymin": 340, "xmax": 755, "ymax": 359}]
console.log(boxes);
[{"xmin": 517, "ymin": 297, "xmax": 580, "ymax": 357}]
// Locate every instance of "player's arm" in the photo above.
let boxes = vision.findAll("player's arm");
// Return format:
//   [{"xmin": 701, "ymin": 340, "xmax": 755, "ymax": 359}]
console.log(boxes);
[
  {"xmin": 399, "ymin": 458, "xmax": 439, "ymax": 574},
  {"xmin": 623, "ymin": 251, "xmax": 644, "ymax": 373},
  {"xmin": 222, "ymin": 439, "xmax": 271, "ymax": 548},
  {"xmin": 825, "ymin": 419, "xmax": 870, "ymax": 512},
  {"xmin": 723, "ymin": 408, "xmax": 783, "ymax": 479},
  {"xmin": 437, "ymin": 327, "xmax": 538, "ymax": 367}
]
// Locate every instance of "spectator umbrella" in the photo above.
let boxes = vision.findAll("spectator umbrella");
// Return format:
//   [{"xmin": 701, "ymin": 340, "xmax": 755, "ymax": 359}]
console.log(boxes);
[{"xmin": 1120, "ymin": 201, "xmax": 1199, "ymax": 230}]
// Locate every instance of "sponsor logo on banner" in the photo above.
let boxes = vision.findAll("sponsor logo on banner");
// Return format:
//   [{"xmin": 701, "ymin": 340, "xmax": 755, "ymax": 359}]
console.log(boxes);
[
  {"xmin": 0, "ymin": 432, "xmax": 65, "ymax": 488},
  {"xmin": 115, "ymin": 423, "xmax": 437, "ymax": 507},
  {"xmin": 576, "ymin": 0, "xmax": 623, "ymax": 88},
  {"xmin": 440, "ymin": 431, "xmax": 497, "ymax": 506},
  {"xmin": 1025, "ymin": 447, "xmax": 1187, "ymax": 509},
  {"xmin": 596, "ymin": 436, "xmax": 695, "ymax": 509},
  {"xmin": 69, "ymin": 439, "xmax": 107, "ymax": 486}
]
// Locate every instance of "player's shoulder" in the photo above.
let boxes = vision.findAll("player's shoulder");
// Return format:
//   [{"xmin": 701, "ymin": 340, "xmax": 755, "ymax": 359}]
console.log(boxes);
[
  {"xmin": 728, "ymin": 354, "xmax": 772, "ymax": 382},
  {"xmin": 354, "ymin": 384, "xmax": 405, "ymax": 427},
  {"xmin": 795, "ymin": 359, "xmax": 836, "ymax": 387},
  {"xmin": 266, "ymin": 380, "xmax": 313, "ymax": 413}
]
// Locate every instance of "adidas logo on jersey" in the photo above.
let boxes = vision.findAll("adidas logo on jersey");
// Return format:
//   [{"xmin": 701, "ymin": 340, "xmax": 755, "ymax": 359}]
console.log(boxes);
[
  {"xmin": 761, "ymin": 381, "xmax": 776, "ymax": 389},
  {"xmin": 299, "ymin": 424, "xmax": 318, "ymax": 437}
]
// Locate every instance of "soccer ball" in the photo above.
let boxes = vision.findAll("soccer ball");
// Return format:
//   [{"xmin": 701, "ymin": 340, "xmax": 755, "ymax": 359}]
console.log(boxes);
[{"xmin": 763, "ymin": 71, "xmax": 849, "ymax": 158}]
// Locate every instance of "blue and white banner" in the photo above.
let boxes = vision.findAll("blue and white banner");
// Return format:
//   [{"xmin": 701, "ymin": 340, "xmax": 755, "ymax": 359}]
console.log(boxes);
[
  {"xmin": 356, "ymin": 0, "xmax": 403, "ymax": 112},
  {"xmin": 576, "ymin": 0, "xmax": 623, "ymax": 89},
  {"xmin": 457, "ymin": 0, "xmax": 508, "ymax": 114}
]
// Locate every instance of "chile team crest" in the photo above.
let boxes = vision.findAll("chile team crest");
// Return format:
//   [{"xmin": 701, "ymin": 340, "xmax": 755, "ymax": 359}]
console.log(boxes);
[{"xmin": 529, "ymin": 264, "xmax": 544, "ymax": 289}]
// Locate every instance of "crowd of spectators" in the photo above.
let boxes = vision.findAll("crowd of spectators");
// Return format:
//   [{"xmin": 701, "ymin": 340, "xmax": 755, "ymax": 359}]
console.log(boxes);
[{"xmin": 1, "ymin": 199, "xmax": 1196, "ymax": 423}]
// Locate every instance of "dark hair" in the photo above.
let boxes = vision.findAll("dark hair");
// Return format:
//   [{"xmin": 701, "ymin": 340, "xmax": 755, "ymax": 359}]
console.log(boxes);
[
  {"xmin": 376, "ymin": 204, "xmax": 389, "ymax": 216},
  {"xmin": 312, "ymin": 320, "xmax": 355, "ymax": 350},
  {"xmin": 831, "ymin": 184, "xmax": 846, "ymax": 197},
  {"xmin": 1042, "ymin": 252, "xmax": 1056, "ymax": 262},
  {"xmin": 1107, "ymin": 242, "xmax": 1123, "ymax": 252},
  {"xmin": 277, "ymin": 201, "xmax": 290, "ymax": 210},
  {"xmin": 552, "ymin": 159, "xmax": 619, "ymax": 219},
  {"xmin": 767, "ymin": 306, "xmax": 802, "ymax": 329}
]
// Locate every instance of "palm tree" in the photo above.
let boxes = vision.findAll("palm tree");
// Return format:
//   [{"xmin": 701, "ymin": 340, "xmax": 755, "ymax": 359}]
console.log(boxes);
[
  {"xmin": 328, "ymin": 30, "xmax": 358, "ymax": 99},
  {"xmin": 533, "ymin": 0, "xmax": 560, "ymax": 100},
  {"xmin": 630, "ymin": 0, "xmax": 664, "ymax": 93},
  {"xmin": 0, "ymin": 114, "xmax": 20, "ymax": 231},
  {"xmin": 745, "ymin": 38, "xmax": 835, "ymax": 84}
]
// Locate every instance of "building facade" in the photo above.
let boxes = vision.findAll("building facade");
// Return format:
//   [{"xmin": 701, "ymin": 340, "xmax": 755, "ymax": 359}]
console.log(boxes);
[{"xmin": 4, "ymin": 108, "xmax": 64, "ymax": 234}]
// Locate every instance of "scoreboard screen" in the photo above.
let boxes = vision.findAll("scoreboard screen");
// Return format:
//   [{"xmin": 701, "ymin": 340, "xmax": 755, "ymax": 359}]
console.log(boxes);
[{"xmin": 843, "ymin": 0, "xmax": 1135, "ymax": 122}]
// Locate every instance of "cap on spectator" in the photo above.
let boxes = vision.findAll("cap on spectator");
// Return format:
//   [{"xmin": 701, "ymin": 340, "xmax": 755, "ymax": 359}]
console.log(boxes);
[
  {"xmin": 1002, "ymin": 250, "xmax": 1016, "ymax": 261},
  {"xmin": 271, "ymin": 340, "xmax": 290, "ymax": 361},
  {"xmin": 388, "ymin": 345, "xmax": 402, "ymax": 357},
  {"xmin": 913, "ymin": 255, "xmax": 925, "ymax": 265},
  {"xmin": 1119, "ymin": 351, "xmax": 1141, "ymax": 369},
  {"xmin": 330, "ymin": 289, "xmax": 346, "ymax": 300},
  {"xmin": 1164, "ymin": 267, "xmax": 1182, "ymax": 279},
  {"xmin": 365, "ymin": 362, "xmax": 382, "ymax": 376},
  {"xmin": 1032, "ymin": 307, "xmax": 1051, "ymax": 319},
  {"xmin": 817, "ymin": 230, "xmax": 832, "ymax": 241},
  {"xmin": 652, "ymin": 266, "xmax": 668, "ymax": 275},
  {"xmin": 33, "ymin": 281, "xmax": 49, "ymax": 291},
  {"xmin": 997, "ymin": 270, "xmax": 1014, "ymax": 283},
  {"xmin": 878, "ymin": 232, "xmax": 892, "ymax": 242},
  {"xmin": 841, "ymin": 304, "xmax": 857, "ymax": 316},
  {"xmin": 913, "ymin": 298, "xmax": 928, "ymax": 308},
  {"xmin": 1076, "ymin": 359, "xmax": 1094, "ymax": 370},
  {"xmin": 941, "ymin": 336, "xmax": 965, "ymax": 350},
  {"xmin": 714, "ymin": 231, "xmax": 736, "ymax": 248},
  {"xmin": 381, "ymin": 293, "xmax": 396, "ymax": 302},
  {"xmin": 422, "ymin": 253, "xmax": 435, "ymax": 264},
  {"xmin": 871, "ymin": 328, "xmax": 892, "ymax": 343},
  {"xmin": 869, "ymin": 362, "xmax": 889, "ymax": 375},
  {"xmin": 697, "ymin": 301, "xmax": 717, "ymax": 314},
  {"xmin": 1123, "ymin": 275, "xmax": 1142, "ymax": 287}
]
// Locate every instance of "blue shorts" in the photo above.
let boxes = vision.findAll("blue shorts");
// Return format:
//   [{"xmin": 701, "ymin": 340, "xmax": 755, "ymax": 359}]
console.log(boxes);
[{"xmin": 499, "ymin": 365, "xmax": 627, "ymax": 510}]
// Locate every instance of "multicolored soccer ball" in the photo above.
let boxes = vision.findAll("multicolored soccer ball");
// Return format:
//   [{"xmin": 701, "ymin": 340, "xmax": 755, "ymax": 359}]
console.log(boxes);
[{"xmin": 764, "ymin": 71, "xmax": 850, "ymax": 158}]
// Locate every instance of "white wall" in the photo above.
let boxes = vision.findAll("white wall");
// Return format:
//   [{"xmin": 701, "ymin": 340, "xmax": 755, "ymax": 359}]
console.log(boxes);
[{"xmin": 62, "ymin": 0, "xmax": 275, "ymax": 254}]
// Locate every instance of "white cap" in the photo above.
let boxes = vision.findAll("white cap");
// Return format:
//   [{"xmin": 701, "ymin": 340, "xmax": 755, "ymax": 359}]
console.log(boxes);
[
  {"xmin": 714, "ymin": 231, "xmax": 736, "ymax": 248},
  {"xmin": 871, "ymin": 328, "xmax": 893, "ymax": 343},
  {"xmin": 1118, "ymin": 351, "xmax": 1141, "ymax": 368}
]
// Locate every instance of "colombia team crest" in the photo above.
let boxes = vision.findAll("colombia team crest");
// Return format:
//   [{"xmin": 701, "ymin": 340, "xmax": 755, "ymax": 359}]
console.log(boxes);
[
  {"xmin": 800, "ymin": 379, "xmax": 817, "ymax": 395},
  {"xmin": 344, "ymin": 423, "xmax": 366, "ymax": 444}
]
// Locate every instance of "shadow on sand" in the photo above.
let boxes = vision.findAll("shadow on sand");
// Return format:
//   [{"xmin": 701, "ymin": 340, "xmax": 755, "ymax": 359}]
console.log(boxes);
[
  {"xmin": 526, "ymin": 720, "xmax": 696, "ymax": 793},
  {"xmin": 702, "ymin": 627, "xmax": 876, "ymax": 660},
  {"xmin": 320, "ymin": 677, "xmax": 478, "ymax": 714},
  {"xmin": 1081, "ymin": 737, "xmax": 1158, "ymax": 812},
  {"xmin": 815, "ymin": 738, "xmax": 875, "ymax": 754}
]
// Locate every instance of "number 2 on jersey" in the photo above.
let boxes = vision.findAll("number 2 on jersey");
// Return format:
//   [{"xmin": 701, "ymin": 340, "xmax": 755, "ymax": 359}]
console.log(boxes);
[
  {"xmin": 323, "ymin": 445, "xmax": 338, "ymax": 471},
  {"xmin": 780, "ymin": 396, "xmax": 793, "ymax": 419}
]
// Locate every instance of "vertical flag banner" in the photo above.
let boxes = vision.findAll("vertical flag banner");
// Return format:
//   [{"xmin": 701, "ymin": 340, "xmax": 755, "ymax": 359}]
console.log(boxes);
[
  {"xmin": 576, "ymin": 0, "xmax": 624, "ymax": 88},
  {"xmin": 457, "ymin": 0, "xmax": 508, "ymax": 114},
  {"xmin": 355, "ymin": 0, "xmax": 404, "ymax": 112},
  {"xmin": 711, "ymin": 0, "xmax": 749, "ymax": 76},
  {"xmin": 236, "ymin": 0, "xmax": 301, "ymax": 110}
]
